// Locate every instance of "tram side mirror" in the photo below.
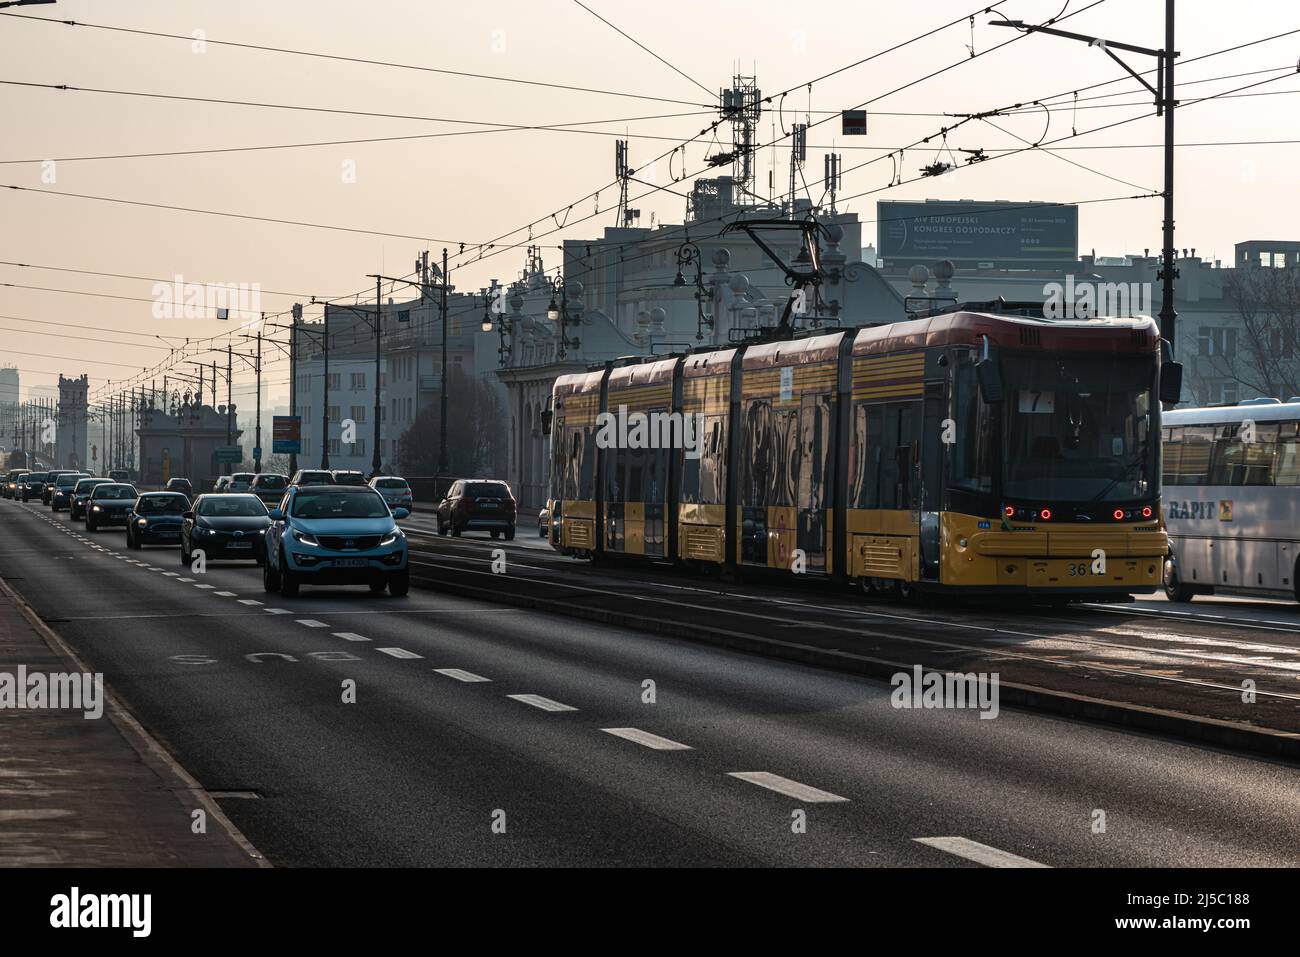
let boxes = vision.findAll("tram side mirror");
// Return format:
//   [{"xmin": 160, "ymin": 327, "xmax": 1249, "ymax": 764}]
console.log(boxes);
[
  {"xmin": 976, "ymin": 360, "xmax": 1005, "ymax": 403},
  {"xmin": 1160, "ymin": 360, "xmax": 1183, "ymax": 405},
  {"xmin": 540, "ymin": 409, "xmax": 553, "ymax": 436}
]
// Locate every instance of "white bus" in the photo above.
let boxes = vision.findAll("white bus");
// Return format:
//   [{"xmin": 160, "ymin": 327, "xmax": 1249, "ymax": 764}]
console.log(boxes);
[{"xmin": 1161, "ymin": 399, "xmax": 1300, "ymax": 603}]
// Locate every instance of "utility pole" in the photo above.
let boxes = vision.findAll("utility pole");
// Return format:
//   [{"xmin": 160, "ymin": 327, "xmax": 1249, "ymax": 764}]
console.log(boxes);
[
  {"xmin": 373, "ymin": 274, "xmax": 383, "ymax": 478},
  {"xmin": 438, "ymin": 247, "xmax": 449, "ymax": 474},
  {"xmin": 289, "ymin": 304, "xmax": 301, "ymax": 476},
  {"xmin": 255, "ymin": 325, "xmax": 263, "ymax": 473},
  {"xmin": 321, "ymin": 306, "xmax": 330, "ymax": 469},
  {"xmin": 225, "ymin": 347, "xmax": 233, "ymax": 472},
  {"xmin": 991, "ymin": 1, "xmax": 1178, "ymax": 351}
]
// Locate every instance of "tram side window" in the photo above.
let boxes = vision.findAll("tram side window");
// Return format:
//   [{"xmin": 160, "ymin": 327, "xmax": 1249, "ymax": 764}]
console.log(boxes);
[
  {"xmin": 798, "ymin": 393, "xmax": 833, "ymax": 510},
  {"xmin": 850, "ymin": 402, "xmax": 885, "ymax": 508},
  {"xmin": 577, "ymin": 426, "xmax": 596, "ymax": 499},
  {"xmin": 741, "ymin": 398, "xmax": 799, "ymax": 507},
  {"xmin": 767, "ymin": 408, "xmax": 799, "ymax": 507},
  {"xmin": 680, "ymin": 414, "xmax": 726, "ymax": 505}
]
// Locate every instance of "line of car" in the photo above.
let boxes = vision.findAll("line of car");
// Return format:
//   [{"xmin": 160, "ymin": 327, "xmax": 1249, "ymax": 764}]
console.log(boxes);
[{"xmin": 3, "ymin": 467, "xmax": 415, "ymax": 598}]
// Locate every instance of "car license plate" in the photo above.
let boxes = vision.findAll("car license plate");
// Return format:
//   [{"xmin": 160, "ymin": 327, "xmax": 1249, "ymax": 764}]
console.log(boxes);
[
  {"xmin": 479, "ymin": 502, "xmax": 497, "ymax": 509},
  {"xmin": 227, "ymin": 541, "xmax": 252, "ymax": 550},
  {"xmin": 335, "ymin": 558, "xmax": 367, "ymax": 568}
]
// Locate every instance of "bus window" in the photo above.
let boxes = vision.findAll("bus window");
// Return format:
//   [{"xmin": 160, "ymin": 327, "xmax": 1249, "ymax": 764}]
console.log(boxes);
[
  {"xmin": 1177, "ymin": 425, "xmax": 1215, "ymax": 485},
  {"xmin": 1162, "ymin": 427, "xmax": 1183, "ymax": 485},
  {"xmin": 1277, "ymin": 423, "xmax": 1300, "ymax": 485},
  {"xmin": 1210, "ymin": 422, "xmax": 1278, "ymax": 486}
]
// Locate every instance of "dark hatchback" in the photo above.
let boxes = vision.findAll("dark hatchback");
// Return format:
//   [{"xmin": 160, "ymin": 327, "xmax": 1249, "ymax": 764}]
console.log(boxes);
[
  {"xmin": 19, "ymin": 472, "xmax": 48, "ymax": 502},
  {"xmin": 436, "ymin": 479, "xmax": 517, "ymax": 539},
  {"xmin": 181, "ymin": 493, "xmax": 271, "ymax": 564},
  {"xmin": 290, "ymin": 469, "xmax": 335, "ymax": 487},
  {"xmin": 50, "ymin": 472, "xmax": 89, "ymax": 511},
  {"xmin": 164, "ymin": 477, "xmax": 194, "ymax": 498},
  {"xmin": 85, "ymin": 483, "xmax": 139, "ymax": 531},
  {"xmin": 70, "ymin": 477, "xmax": 112, "ymax": 520},
  {"xmin": 127, "ymin": 492, "xmax": 190, "ymax": 548}
]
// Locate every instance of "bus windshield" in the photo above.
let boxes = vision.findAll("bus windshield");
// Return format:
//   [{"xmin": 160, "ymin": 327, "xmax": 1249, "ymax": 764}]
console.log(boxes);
[{"xmin": 1002, "ymin": 354, "xmax": 1156, "ymax": 502}]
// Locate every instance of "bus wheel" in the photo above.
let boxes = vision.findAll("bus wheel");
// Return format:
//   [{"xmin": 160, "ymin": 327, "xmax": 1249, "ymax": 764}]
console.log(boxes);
[{"xmin": 1163, "ymin": 559, "xmax": 1195, "ymax": 603}]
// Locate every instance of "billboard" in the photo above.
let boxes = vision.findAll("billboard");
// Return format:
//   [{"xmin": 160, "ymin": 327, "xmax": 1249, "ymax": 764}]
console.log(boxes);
[
  {"xmin": 877, "ymin": 200, "xmax": 1078, "ymax": 266},
  {"xmin": 272, "ymin": 415, "xmax": 301, "ymax": 454}
]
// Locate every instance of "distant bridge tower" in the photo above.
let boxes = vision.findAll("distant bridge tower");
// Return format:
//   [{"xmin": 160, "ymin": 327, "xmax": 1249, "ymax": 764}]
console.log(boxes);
[{"xmin": 57, "ymin": 373, "xmax": 89, "ymax": 470}]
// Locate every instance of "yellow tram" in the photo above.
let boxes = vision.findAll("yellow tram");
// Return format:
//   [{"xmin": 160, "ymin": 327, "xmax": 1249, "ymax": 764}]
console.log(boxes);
[{"xmin": 548, "ymin": 306, "xmax": 1180, "ymax": 600}]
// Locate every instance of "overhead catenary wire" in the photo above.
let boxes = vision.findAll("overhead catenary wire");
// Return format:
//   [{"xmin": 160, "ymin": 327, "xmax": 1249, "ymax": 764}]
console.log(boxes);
[{"xmin": 571, "ymin": 0, "xmax": 713, "ymax": 97}]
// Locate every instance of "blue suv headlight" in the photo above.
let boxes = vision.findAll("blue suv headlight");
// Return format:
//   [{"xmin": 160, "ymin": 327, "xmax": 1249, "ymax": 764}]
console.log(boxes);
[
  {"xmin": 294, "ymin": 529, "xmax": 320, "ymax": 547},
  {"xmin": 380, "ymin": 529, "xmax": 403, "ymax": 547}
]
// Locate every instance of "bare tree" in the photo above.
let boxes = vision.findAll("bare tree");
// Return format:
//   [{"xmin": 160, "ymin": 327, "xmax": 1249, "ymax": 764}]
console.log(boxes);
[
  {"xmin": 1204, "ymin": 267, "xmax": 1300, "ymax": 399},
  {"xmin": 397, "ymin": 368, "xmax": 505, "ymax": 477}
]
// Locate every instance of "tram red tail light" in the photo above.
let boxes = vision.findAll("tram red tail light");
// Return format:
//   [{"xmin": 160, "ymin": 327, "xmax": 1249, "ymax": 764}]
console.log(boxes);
[
  {"xmin": 1039, "ymin": 508, "xmax": 1052, "ymax": 521},
  {"xmin": 1004, "ymin": 505, "xmax": 1016, "ymax": 518},
  {"xmin": 1141, "ymin": 506, "xmax": 1153, "ymax": 519},
  {"xmin": 1113, "ymin": 508, "xmax": 1125, "ymax": 521}
]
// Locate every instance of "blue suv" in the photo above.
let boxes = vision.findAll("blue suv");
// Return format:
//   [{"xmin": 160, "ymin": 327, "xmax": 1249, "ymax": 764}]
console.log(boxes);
[{"xmin": 264, "ymin": 485, "xmax": 409, "ymax": 596}]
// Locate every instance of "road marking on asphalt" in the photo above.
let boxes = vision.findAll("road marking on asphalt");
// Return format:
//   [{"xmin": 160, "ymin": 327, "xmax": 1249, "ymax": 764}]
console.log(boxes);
[
  {"xmin": 376, "ymin": 647, "xmax": 422, "ymax": 659},
  {"xmin": 295, "ymin": 619, "xmax": 329, "ymax": 628},
  {"xmin": 434, "ymin": 668, "xmax": 490, "ymax": 682},
  {"xmin": 215, "ymin": 591, "xmax": 237, "ymax": 597},
  {"xmin": 727, "ymin": 772, "xmax": 848, "ymax": 803},
  {"xmin": 602, "ymin": 727, "xmax": 692, "ymax": 750},
  {"xmin": 332, "ymin": 632, "xmax": 370, "ymax": 642},
  {"xmin": 507, "ymin": 693, "xmax": 577, "ymax": 712},
  {"xmin": 238, "ymin": 599, "xmax": 263, "ymax": 606},
  {"xmin": 162, "ymin": 572, "xmax": 179, "ymax": 577},
  {"xmin": 193, "ymin": 584, "xmax": 214, "ymax": 590},
  {"xmin": 913, "ymin": 837, "xmax": 1050, "ymax": 869},
  {"xmin": 178, "ymin": 577, "xmax": 196, "ymax": 582},
  {"xmin": 264, "ymin": 608, "xmax": 291, "ymax": 615}
]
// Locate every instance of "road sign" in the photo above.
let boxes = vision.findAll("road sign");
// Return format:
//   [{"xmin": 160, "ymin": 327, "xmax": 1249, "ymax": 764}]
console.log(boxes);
[
  {"xmin": 214, "ymin": 446, "xmax": 243, "ymax": 464},
  {"xmin": 842, "ymin": 110, "xmax": 867, "ymax": 135},
  {"xmin": 252, "ymin": 447, "xmax": 262, "ymax": 460},
  {"xmin": 272, "ymin": 415, "xmax": 301, "ymax": 454}
]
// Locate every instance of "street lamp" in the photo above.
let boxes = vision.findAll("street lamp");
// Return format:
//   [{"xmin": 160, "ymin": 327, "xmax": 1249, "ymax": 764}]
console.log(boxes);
[
  {"xmin": 548, "ymin": 275, "xmax": 584, "ymax": 359},
  {"xmin": 674, "ymin": 240, "xmax": 713, "ymax": 342}
]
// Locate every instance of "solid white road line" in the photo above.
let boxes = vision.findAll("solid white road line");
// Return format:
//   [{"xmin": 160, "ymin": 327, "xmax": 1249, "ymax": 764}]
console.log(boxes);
[
  {"xmin": 331, "ymin": 632, "xmax": 370, "ymax": 642},
  {"xmin": 727, "ymin": 772, "xmax": 848, "ymax": 803},
  {"xmin": 434, "ymin": 668, "xmax": 491, "ymax": 682},
  {"xmin": 507, "ymin": 694, "xmax": 577, "ymax": 712},
  {"xmin": 601, "ymin": 728, "xmax": 692, "ymax": 751},
  {"xmin": 376, "ymin": 647, "xmax": 422, "ymax": 659},
  {"xmin": 295, "ymin": 619, "xmax": 329, "ymax": 628},
  {"xmin": 913, "ymin": 837, "xmax": 1050, "ymax": 868}
]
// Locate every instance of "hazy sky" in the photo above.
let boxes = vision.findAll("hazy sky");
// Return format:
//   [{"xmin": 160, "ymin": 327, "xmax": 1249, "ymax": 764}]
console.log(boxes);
[{"xmin": 1, "ymin": 0, "xmax": 1296, "ymax": 407}]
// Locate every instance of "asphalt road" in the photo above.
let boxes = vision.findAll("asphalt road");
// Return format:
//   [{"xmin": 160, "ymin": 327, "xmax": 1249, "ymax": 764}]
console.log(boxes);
[{"xmin": 3, "ymin": 497, "xmax": 1300, "ymax": 867}]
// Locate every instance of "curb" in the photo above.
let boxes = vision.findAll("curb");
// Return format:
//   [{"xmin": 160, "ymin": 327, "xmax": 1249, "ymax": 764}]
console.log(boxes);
[
  {"xmin": 0, "ymin": 574, "xmax": 270, "ymax": 868},
  {"xmin": 410, "ymin": 571, "xmax": 1300, "ymax": 764}
]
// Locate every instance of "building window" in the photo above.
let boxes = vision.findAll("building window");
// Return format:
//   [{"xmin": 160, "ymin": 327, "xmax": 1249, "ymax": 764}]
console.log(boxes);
[
  {"xmin": 351, "ymin": 372, "xmax": 366, "ymax": 390},
  {"xmin": 328, "ymin": 438, "xmax": 340, "ymax": 454},
  {"xmin": 350, "ymin": 405, "xmax": 366, "ymax": 423},
  {"xmin": 354, "ymin": 439, "xmax": 366, "ymax": 456},
  {"xmin": 1197, "ymin": 327, "xmax": 1236, "ymax": 357},
  {"xmin": 328, "ymin": 406, "xmax": 340, "ymax": 422},
  {"xmin": 327, "ymin": 373, "xmax": 340, "ymax": 389}
]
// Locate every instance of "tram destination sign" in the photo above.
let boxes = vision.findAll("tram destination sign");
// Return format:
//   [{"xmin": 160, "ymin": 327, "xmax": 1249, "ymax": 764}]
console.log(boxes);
[{"xmin": 877, "ymin": 199, "xmax": 1078, "ymax": 266}]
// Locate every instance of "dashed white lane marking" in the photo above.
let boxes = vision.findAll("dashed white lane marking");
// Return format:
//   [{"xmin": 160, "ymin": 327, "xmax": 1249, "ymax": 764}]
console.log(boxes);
[
  {"xmin": 162, "ymin": 572, "xmax": 179, "ymax": 577},
  {"xmin": 727, "ymin": 772, "xmax": 848, "ymax": 803},
  {"xmin": 264, "ymin": 608, "xmax": 291, "ymax": 615},
  {"xmin": 238, "ymin": 599, "xmax": 263, "ymax": 606},
  {"xmin": 193, "ymin": 584, "xmax": 214, "ymax": 590},
  {"xmin": 215, "ymin": 591, "xmax": 237, "ymax": 597},
  {"xmin": 602, "ymin": 728, "xmax": 692, "ymax": 751},
  {"xmin": 434, "ymin": 668, "xmax": 490, "ymax": 682},
  {"xmin": 178, "ymin": 577, "xmax": 196, "ymax": 582},
  {"xmin": 376, "ymin": 647, "xmax": 422, "ymax": 659},
  {"xmin": 507, "ymin": 694, "xmax": 578, "ymax": 712},
  {"xmin": 913, "ymin": 837, "xmax": 1050, "ymax": 868},
  {"xmin": 295, "ymin": 619, "xmax": 329, "ymax": 628},
  {"xmin": 332, "ymin": 632, "xmax": 370, "ymax": 642}
]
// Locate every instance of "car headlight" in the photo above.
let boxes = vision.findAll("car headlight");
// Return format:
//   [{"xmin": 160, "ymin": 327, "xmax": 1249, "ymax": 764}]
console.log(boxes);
[
  {"xmin": 381, "ymin": 529, "xmax": 404, "ymax": 546},
  {"xmin": 294, "ymin": 529, "xmax": 320, "ymax": 547},
  {"xmin": 137, "ymin": 518, "xmax": 148, "ymax": 527},
  {"xmin": 92, "ymin": 505, "xmax": 102, "ymax": 512}
]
